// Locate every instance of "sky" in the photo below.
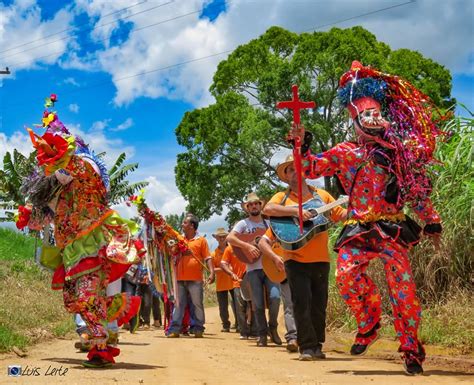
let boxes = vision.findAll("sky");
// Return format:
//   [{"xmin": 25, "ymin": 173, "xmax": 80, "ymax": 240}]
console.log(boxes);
[{"xmin": 0, "ymin": 0, "xmax": 473, "ymax": 250}]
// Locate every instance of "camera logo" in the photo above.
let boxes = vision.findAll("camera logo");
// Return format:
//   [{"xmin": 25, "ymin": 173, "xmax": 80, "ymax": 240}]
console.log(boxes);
[{"xmin": 8, "ymin": 365, "xmax": 22, "ymax": 377}]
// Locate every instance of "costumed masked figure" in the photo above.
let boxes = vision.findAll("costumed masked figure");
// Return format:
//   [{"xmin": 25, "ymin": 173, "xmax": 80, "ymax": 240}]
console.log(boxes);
[
  {"xmin": 18, "ymin": 94, "xmax": 145, "ymax": 368},
  {"xmin": 291, "ymin": 61, "xmax": 443, "ymax": 375},
  {"xmin": 127, "ymin": 191, "xmax": 190, "ymax": 332}
]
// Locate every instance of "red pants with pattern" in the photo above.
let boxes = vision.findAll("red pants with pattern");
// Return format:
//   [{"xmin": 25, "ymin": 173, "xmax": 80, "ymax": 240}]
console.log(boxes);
[
  {"xmin": 336, "ymin": 237, "xmax": 421, "ymax": 353},
  {"xmin": 63, "ymin": 268, "xmax": 109, "ymax": 346}
]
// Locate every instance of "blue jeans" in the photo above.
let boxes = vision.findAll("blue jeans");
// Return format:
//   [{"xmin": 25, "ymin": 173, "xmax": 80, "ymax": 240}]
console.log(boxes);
[
  {"xmin": 169, "ymin": 281, "xmax": 205, "ymax": 333},
  {"xmin": 247, "ymin": 269, "xmax": 280, "ymax": 336}
]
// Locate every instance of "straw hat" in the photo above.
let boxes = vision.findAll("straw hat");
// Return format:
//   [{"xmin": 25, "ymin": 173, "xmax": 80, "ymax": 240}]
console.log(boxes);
[
  {"xmin": 276, "ymin": 154, "xmax": 294, "ymax": 183},
  {"xmin": 212, "ymin": 227, "xmax": 229, "ymax": 239},
  {"xmin": 241, "ymin": 192, "xmax": 265, "ymax": 212}
]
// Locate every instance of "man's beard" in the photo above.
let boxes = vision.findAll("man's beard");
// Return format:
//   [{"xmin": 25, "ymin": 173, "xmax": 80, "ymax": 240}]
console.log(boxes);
[{"xmin": 250, "ymin": 209, "xmax": 261, "ymax": 217}]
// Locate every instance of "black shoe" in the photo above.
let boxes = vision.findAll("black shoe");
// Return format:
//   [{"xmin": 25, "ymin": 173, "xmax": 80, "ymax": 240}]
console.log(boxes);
[
  {"xmin": 257, "ymin": 335, "xmax": 268, "ymax": 347},
  {"xmin": 313, "ymin": 345, "xmax": 326, "ymax": 359},
  {"xmin": 350, "ymin": 322, "xmax": 380, "ymax": 356},
  {"xmin": 221, "ymin": 328, "xmax": 230, "ymax": 332},
  {"xmin": 403, "ymin": 353, "xmax": 424, "ymax": 376},
  {"xmin": 269, "ymin": 328, "xmax": 282, "ymax": 345}
]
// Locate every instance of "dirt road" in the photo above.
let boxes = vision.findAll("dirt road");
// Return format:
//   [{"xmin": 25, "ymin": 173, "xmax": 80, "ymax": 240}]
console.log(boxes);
[{"xmin": 1, "ymin": 306, "xmax": 472, "ymax": 385}]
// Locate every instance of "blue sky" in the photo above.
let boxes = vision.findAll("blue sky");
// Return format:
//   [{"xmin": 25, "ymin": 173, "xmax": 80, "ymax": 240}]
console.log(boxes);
[{"xmin": 0, "ymin": 0, "xmax": 473, "ymax": 248}]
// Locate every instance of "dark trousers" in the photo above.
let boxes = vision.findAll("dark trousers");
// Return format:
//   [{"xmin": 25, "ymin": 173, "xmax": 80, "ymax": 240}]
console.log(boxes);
[
  {"xmin": 138, "ymin": 283, "xmax": 162, "ymax": 325},
  {"xmin": 216, "ymin": 289, "xmax": 237, "ymax": 329},
  {"xmin": 285, "ymin": 260, "xmax": 330, "ymax": 351}
]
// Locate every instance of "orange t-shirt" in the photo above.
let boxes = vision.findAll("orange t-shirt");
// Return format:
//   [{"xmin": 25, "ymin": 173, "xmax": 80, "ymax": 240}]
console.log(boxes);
[
  {"xmin": 221, "ymin": 246, "xmax": 246, "ymax": 288},
  {"xmin": 266, "ymin": 188, "xmax": 346, "ymax": 263},
  {"xmin": 176, "ymin": 236, "xmax": 211, "ymax": 281},
  {"xmin": 212, "ymin": 247, "xmax": 234, "ymax": 291}
]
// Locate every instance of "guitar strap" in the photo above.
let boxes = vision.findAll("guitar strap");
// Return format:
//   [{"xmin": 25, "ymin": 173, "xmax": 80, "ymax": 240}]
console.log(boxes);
[{"xmin": 279, "ymin": 187, "xmax": 322, "ymax": 206}]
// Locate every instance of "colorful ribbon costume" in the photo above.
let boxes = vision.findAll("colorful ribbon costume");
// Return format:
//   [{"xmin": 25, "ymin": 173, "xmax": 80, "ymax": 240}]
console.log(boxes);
[{"xmin": 19, "ymin": 95, "xmax": 144, "ymax": 367}]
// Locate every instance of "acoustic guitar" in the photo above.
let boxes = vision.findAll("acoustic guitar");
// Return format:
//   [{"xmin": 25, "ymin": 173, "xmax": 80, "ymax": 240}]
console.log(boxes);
[
  {"xmin": 231, "ymin": 227, "xmax": 267, "ymax": 264},
  {"xmin": 269, "ymin": 196, "xmax": 348, "ymax": 251},
  {"xmin": 262, "ymin": 243, "xmax": 286, "ymax": 283}
]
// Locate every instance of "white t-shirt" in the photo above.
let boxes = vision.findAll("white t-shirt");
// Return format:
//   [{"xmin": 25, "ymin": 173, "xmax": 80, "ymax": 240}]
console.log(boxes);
[{"xmin": 232, "ymin": 218, "xmax": 268, "ymax": 272}]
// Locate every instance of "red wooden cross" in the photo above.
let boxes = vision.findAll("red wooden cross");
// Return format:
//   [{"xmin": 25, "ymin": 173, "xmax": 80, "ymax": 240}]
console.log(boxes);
[{"xmin": 276, "ymin": 84, "xmax": 315, "ymax": 125}]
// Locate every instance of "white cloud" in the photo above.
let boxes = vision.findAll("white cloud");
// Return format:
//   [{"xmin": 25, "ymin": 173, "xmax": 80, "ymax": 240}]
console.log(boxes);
[
  {"xmin": 63, "ymin": 77, "xmax": 79, "ymax": 86},
  {"xmin": 0, "ymin": 131, "xmax": 33, "ymax": 167},
  {"xmin": 0, "ymin": 0, "xmax": 74, "ymax": 71},
  {"xmin": 110, "ymin": 117, "xmax": 133, "ymax": 131},
  {"xmin": 58, "ymin": 0, "xmax": 472, "ymax": 107},
  {"xmin": 68, "ymin": 103, "xmax": 79, "ymax": 113},
  {"xmin": 90, "ymin": 119, "xmax": 111, "ymax": 131}
]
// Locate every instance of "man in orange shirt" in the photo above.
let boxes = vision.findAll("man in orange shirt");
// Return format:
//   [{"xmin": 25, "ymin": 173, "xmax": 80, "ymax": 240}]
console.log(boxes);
[
  {"xmin": 220, "ymin": 244, "xmax": 250, "ymax": 339},
  {"xmin": 211, "ymin": 228, "xmax": 237, "ymax": 332},
  {"xmin": 260, "ymin": 155, "xmax": 346, "ymax": 360},
  {"xmin": 167, "ymin": 213, "xmax": 215, "ymax": 338}
]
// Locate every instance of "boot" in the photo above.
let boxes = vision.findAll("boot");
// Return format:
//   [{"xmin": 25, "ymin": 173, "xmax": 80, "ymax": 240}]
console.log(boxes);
[
  {"xmin": 269, "ymin": 328, "xmax": 282, "ymax": 345},
  {"xmin": 257, "ymin": 335, "xmax": 267, "ymax": 347}
]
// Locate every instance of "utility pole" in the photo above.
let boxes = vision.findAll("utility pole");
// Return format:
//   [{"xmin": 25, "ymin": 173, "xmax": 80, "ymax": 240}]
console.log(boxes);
[{"xmin": 0, "ymin": 67, "xmax": 10, "ymax": 75}]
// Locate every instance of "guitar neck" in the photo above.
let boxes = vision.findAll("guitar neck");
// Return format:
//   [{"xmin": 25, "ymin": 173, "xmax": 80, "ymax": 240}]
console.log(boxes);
[{"xmin": 315, "ymin": 196, "xmax": 349, "ymax": 215}]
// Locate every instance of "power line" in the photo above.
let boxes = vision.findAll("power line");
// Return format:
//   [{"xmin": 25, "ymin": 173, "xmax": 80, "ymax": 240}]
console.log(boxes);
[
  {"xmin": 302, "ymin": 0, "xmax": 415, "ymax": 32},
  {"xmin": 0, "ymin": 0, "xmax": 174, "ymax": 61},
  {"xmin": 62, "ymin": 0, "xmax": 415, "ymax": 93},
  {"xmin": 6, "ymin": 6, "xmax": 207, "ymax": 68},
  {"xmin": 1, "ymin": 0, "xmax": 414, "ymax": 108},
  {"xmin": 0, "ymin": 1, "xmax": 148, "ymax": 55}
]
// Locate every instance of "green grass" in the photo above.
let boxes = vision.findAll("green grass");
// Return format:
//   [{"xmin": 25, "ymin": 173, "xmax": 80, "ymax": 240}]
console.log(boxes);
[
  {"xmin": 0, "ymin": 227, "xmax": 37, "ymax": 261},
  {"xmin": 0, "ymin": 228, "xmax": 73, "ymax": 353}
]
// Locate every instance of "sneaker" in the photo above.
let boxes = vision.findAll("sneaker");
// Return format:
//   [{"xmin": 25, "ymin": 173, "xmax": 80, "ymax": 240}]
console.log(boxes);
[
  {"xmin": 153, "ymin": 320, "xmax": 162, "ymax": 328},
  {"xmin": 82, "ymin": 356, "xmax": 113, "ymax": 368},
  {"xmin": 257, "ymin": 335, "xmax": 268, "ymax": 347},
  {"xmin": 298, "ymin": 349, "xmax": 314, "ymax": 361},
  {"xmin": 269, "ymin": 328, "xmax": 282, "ymax": 345},
  {"xmin": 194, "ymin": 331, "xmax": 204, "ymax": 338},
  {"xmin": 221, "ymin": 328, "xmax": 230, "ymax": 332},
  {"xmin": 350, "ymin": 322, "xmax": 381, "ymax": 356},
  {"xmin": 166, "ymin": 332, "xmax": 180, "ymax": 338},
  {"xmin": 230, "ymin": 324, "xmax": 237, "ymax": 330},
  {"xmin": 286, "ymin": 339, "xmax": 298, "ymax": 353},
  {"xmin": 239, "ymin": 335, "xmax": 249, "ymax": 340},
  {"xmin": 403, "ymin": 352, "xmax": 424, "ymax": 376},
  {"xmin": 312, "ymin": 345, "xmax": 326, "ymax": 359},
  {"xmin": 139, "ymin": 324, "xmax": 150, "ymax": 331}
]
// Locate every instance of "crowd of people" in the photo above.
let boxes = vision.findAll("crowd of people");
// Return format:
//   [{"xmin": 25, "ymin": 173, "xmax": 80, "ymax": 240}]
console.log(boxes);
[{"xmin": 18, "ymin": 60, "xmax": 442, "ymax": 376}]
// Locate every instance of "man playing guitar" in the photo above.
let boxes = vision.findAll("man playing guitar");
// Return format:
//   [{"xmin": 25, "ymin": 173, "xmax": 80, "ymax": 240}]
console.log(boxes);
[
  {"xmin": 260, "ymin": 155, "xmax": 346, "ymax": 361},
  {"xmin": 226, "ymin": 192, "xmax": 282, "ymax": 347}
]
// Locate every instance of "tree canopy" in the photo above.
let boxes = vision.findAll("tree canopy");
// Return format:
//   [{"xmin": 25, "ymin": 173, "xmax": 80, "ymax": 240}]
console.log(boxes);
[{"xmin": 175, "ymin": 26, "xmax": 454, "ymax": 222}]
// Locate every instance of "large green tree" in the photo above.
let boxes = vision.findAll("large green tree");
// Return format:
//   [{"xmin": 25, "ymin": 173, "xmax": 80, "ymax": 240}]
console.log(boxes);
[{"xmin": 175, "ymin": 26, "xmax": 454, "ymax": 221}]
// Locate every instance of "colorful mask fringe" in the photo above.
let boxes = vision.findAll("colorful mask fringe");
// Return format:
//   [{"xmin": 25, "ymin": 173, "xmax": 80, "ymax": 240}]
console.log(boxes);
[{"xmin": 337, "ymin": 61, "xmax": 446, "ymax": 205}]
